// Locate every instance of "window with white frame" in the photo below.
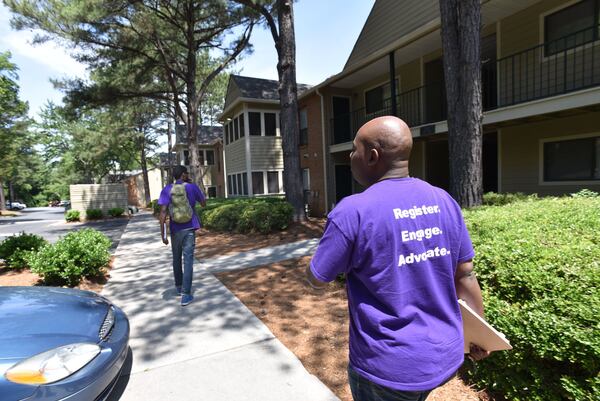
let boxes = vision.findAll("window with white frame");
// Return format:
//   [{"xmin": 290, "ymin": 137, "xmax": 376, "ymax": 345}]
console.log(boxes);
[
  {"xmin": 264, "ymin": 113, "xmax": 277, "ymax": 136},
  {"xmin": 249, "ymin": 112, "xmax": 261, "ymax": 136},
  {"xmin": 267, "ymin": 171, "xmax": 280, "ymax": 193},
  {"xmin": 302, "ymin": 168, "xmax": 310, "ymax": 191},
  {"xmin": 252, "ymin": 172, "xmax": 264, "ymax": 194},
  {"xmin": 543, "ymin": 135, "xmax": 600, "ymax": 181}
]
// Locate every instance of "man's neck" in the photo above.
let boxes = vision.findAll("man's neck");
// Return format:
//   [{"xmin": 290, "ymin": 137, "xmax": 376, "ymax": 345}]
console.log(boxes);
[{"xmin": 377, "ymin": 166, "xmax": 410, "ymax": 182}]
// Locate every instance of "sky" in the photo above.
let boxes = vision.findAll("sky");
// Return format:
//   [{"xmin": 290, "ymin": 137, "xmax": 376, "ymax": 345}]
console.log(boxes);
[{"xmin": 0, "ymin": 1, "xmax": 375, "ymax": 120}]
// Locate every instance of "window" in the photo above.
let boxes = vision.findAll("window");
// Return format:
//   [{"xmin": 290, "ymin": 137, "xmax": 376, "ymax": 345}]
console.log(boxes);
[
  {"xmin": 225, "ymin": 124, "xmax": 229, "ymax": 145},
  {"xmin": 252, "ymin": 172, "xmax": 264, "ymax": 195},
  {"xmin": 365, "ymin": 80, "xmax": 399, "ymax": 115},
  {"xmin": 249, "ymin": 112, "xmax": 261, "ymax": 135},
  {"xmin": 544, "ymin": 136, "xmax": 600, "ymax": 181},
  {"xmin": 198, "ymin": 150, "xmax": 205, "ymax": 165},
  {"xmin": 267, "ymin": 171, "xmax": 279, "ymax": 193},
  {"xmin": 227, "ymin": 175, "xmax": 233, "ymax": 195},
  {"xmin": 299, "ymin": 108, "xmax": 308, "ymax": 145},
  {"xmin": 302, "ymin": 168, "xmax": 310, "ymax": 191},
  {"xmin": 264, "ymin": 113, "xmax": 277, "ymax": 136},
  {"xmin": 544, "ymin": 0, "xmax": 599, "ymax": 56},
  {"xmin": 183, "ymin": 150, "xmax": 190, "ymax": 166},
  {"xmin": 236, "ymin": 174, "xmax": 243, "ymax": 195},
  {"xmin": 242, "ymin": 173, "xmax": 248, "ymax": 195},
  {"xmin": 206, "ymin": 150, "xmax": 214, "ymax": 165},
  {"xmin": 207, "ymin": 186, "xmax": 217, "ymax": 198},
  {"xmin": 239, "ymin": 114, "xmax": 245, "ymax": 138},
  {"xmin": 234, "ymin": 117, "xmax": 239, "ymax": 141}
]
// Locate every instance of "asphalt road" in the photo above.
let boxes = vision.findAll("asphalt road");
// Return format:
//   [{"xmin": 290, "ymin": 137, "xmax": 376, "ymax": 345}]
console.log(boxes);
[{"xmin": 0, "ymin": 207, "xmax": 129, "ymax": 251}]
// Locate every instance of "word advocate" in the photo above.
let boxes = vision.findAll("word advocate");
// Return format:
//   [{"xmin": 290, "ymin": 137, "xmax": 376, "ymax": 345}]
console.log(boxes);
[{"xmin": 393, "ymin": 205, "xmax": 450, "ymax": 267}]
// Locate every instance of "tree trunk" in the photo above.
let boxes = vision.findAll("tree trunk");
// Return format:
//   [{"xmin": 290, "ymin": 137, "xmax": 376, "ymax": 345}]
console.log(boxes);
[
  {"xmin": 0, "ymin": 181, "xmax": 5, "ymax": 211},
  {"xmin": 139, "ymin": 133, "xmax": 151, "ymax": 206},
  {"xmin": 439, "ymin": 0, "xmax": 483, "ymax": 208},
  {"xmin": 277, "ymin": 0, "xmax": 305, "ymax": 221},
  {"xmin": 167, "ymin": 118, "xmax": 173, "ymax": 182}
]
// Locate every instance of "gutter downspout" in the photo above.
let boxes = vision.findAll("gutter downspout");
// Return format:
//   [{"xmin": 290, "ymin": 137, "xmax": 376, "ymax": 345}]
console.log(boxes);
[{"xmin": 317, "ymin": 88, "xmax": 329, "ymax": 214}]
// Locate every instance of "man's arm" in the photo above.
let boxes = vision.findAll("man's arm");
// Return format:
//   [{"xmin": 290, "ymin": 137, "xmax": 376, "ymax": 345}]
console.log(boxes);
[
  {"xmin": 159, "ymin": 205, "xmax": 169, "ymax": 245},
  {"xmin": 455, "ymin": 260, "xmax": 490, "ymax": 360}
]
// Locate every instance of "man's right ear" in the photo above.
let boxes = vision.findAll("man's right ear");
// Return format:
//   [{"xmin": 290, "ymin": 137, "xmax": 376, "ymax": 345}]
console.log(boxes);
[{"xmin": 367, "ymin": 148, "xmax": 380, "ymax": 166}]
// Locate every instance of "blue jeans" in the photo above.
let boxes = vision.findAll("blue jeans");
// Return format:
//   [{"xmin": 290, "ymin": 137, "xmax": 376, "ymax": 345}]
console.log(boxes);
[
  {"xmin": 171, "ymin": 228, "xmax": 195, "ymax": 295},
  {"xmin": 348, "ymin": 365, "xmax": 432, "ymax": 401}
]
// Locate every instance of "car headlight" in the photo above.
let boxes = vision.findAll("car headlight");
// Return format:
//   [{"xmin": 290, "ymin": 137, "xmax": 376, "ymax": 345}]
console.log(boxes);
[{"xmin": 5, "ymin": 343, "xmax": 100, "ymax": 385}]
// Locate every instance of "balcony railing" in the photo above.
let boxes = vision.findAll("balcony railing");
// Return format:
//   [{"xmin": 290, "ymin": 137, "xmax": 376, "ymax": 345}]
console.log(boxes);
[
  {"xmin": 330, "ymin": 24, "xmax": 600, "ymax": 145},
  {"xmin": 498, "ymin": 24, "xmax": 600, "ymax": 107}
]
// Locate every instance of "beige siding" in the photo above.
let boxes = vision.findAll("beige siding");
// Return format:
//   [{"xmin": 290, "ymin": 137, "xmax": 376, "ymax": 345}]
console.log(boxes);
[
  {"xmin": 501, "ymin": 112, "xmax": 600, "ymax": 195},
  {"xmin": 250, "ymin": 137, "xmax": 284, "ymax": 170},
  {"xmin": 225, "ymin": 139, "xmax": 246, "ymax": 173},
  {"xmin": 224, "ymin": 80, "xmax": 241, "ymax": 112},
  {"xmin": 345, "ymin": 0, "xmax": 438, "ymax": 68},
  {"xmin": 70, "ymin": 184, "xmax": 128, "ymax": 217}
]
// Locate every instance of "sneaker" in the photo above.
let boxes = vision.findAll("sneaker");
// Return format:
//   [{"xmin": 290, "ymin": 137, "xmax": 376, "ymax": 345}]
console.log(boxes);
[
  {"xmin": 181, "ymin": 294, "xmax": 193, "ymax": 306},
  {"xmin": 175, "ymin": 287, "xmax": 182, "ymax": 296}
]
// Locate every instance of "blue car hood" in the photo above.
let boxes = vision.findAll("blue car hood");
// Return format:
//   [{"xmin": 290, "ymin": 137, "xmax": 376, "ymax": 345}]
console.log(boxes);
[{"xmin": 0, "ymin": 287, "xmax": 109, "ymax": 359}]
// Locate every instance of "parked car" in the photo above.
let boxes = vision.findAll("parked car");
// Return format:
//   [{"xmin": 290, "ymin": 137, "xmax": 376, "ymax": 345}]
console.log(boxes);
[
  {"xmin": 0, "ymin": 287, "xmax": 130, "ymax": 401},
  {"xmin": 4, "ymin": 202, "xmax": 26, "ymax": 211}
]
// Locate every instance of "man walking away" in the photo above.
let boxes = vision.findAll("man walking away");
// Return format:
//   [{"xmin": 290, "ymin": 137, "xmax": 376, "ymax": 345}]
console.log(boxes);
[
  {"xmin": 306, "ymin": 116, "xmax": 489, "ymax": 401},
  {"xmin": 159, "ymin": 165, "xmax": 206, "ymax": 306}
]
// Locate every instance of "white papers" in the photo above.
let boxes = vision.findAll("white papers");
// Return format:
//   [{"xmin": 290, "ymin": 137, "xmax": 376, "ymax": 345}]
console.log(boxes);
[
  {"xmin": 162, "ymin": 223, "xmax": 167, "ymax": 242},
  {"xmin": 459, "ymin": 299, "xmax": 513, "ymax": 353}
]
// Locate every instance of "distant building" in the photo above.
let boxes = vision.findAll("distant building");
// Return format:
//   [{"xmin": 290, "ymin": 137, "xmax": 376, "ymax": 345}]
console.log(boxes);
[
  {"xmin": 220, "ymin": 75, "xmax": 313, "ymax": 203},
  {"xmin": 173, "ymin": 125, "xmax": 225, "ymax": 198}
]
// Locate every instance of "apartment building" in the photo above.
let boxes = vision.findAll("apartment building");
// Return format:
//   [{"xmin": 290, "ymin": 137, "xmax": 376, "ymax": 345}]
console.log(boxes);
[
  {"xmin": 220, "ymin": 75, "xmax": 314, "ymax": 202},
  {"xmin": 298, "ymin": 0, "xmax": 600, "ymax": 213},
  {"xmin": 173, "ymin": 125, "xmax": 225, "ymax": 198}
]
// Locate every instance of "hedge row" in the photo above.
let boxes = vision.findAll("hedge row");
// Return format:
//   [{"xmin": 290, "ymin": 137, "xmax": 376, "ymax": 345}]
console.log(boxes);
[
  {"xmin": 0, "ymin": 229, "xmax": 112, "ymax": 287},
  {"xmin": 197, "ymin": 197, "xmax": 293, "ymax": 234},
  {"xmin": 463, "ymin": 192, "xmax": 600, "ymax": 400}
]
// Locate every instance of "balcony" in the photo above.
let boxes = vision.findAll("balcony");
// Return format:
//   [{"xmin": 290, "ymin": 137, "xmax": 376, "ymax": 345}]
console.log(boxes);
[
  {"xmin": 330, "ymin": 24, "xmax": 600, "ymax": 145},
  {"xmin": 498, "ymin": 24, "xmax": 600, "ymax": 107}
]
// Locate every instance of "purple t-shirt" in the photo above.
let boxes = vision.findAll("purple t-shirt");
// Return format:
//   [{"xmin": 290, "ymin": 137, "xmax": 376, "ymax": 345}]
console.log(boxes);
[
  {"xmin": 158, "ymin": 180, "xmax": 206, "ymax": 234},
  {"xmin": 310, "ymin": 177, "xmax": 474, "ymax": 391}
]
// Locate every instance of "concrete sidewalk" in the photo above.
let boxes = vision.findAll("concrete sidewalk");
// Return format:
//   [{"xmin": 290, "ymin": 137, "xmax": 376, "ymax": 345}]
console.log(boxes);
[{"xmin": 103, "ymin": 211, "xmax": 338, "ymax": 401}]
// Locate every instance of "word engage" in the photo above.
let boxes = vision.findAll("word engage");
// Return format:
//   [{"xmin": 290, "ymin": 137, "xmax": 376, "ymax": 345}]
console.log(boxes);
[{"xmin": 401, "ymin": 227, "xmax": 443, "ymax": 242}]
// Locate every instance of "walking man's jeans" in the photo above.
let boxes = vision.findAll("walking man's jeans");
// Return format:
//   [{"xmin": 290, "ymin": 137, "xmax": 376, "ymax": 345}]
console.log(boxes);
[
  {"xmin": 348, "ymin": 365, "xmax": 432, "ymax": 401},
  {"xmin": 171, "ymin": 228, "xmax": 195, "ymax": 295}
]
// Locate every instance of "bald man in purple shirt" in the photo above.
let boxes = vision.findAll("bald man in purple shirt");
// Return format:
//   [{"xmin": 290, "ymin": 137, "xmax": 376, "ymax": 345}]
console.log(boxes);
[{"xmin": 307, "ymin": 116, "xmax": 489, "ymax": 401}]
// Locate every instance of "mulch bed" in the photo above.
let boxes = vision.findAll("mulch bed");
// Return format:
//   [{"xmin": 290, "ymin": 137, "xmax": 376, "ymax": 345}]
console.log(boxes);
[{"xmin": 216, "ymin": 257, "xmax": 488, "ymax": 401}]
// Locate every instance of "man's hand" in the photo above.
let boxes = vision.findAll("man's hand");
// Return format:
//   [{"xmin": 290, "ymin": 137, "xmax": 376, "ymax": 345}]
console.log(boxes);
[
  {"xmin": 468, "ymin": 344, "xmax": 491, "ymax": 361},
  {"xmin": 162, "ymin": 237, "xmax": 169, "ymax": 246},
  {"xmin": 304, "ymin": 264, "xmax": 329, "ymax": 291}
]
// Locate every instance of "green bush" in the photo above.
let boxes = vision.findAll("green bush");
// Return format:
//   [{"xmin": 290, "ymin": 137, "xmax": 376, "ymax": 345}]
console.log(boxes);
[
  {"xmin": 570, "ymin": 188, "xmax": 599, "ymax": 198},
  {"xmin": 0, "ymin": 232, "xmax": 47, "ymax": 269},
  {"xmin": 200, "ymin": 197, "xmax": 293, "ymax": 233},
  {"xmin": 482, "ymin": 191, "xmax": 533, "ymax": 206},
  {"xmin": 108, "ymin": 207, "xmax": 125, "ymax": 217},
  {"xmin": 65, "ymin": 210, "xmax": 80, "ymax": 222},
  {"xmin": 462, "ymin": 196, "xmax": 600, "ymax": 401},
  {"xmin": 26, "ymin": 228, "xmax": 112, "ymax": 286},
  {"xmin": 148, "ymin": 199, "xmax": 161, "ymax": 215},
  {"xmin": 85, "ymin": 209, "xmax": 103, "ymax": 220}
]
